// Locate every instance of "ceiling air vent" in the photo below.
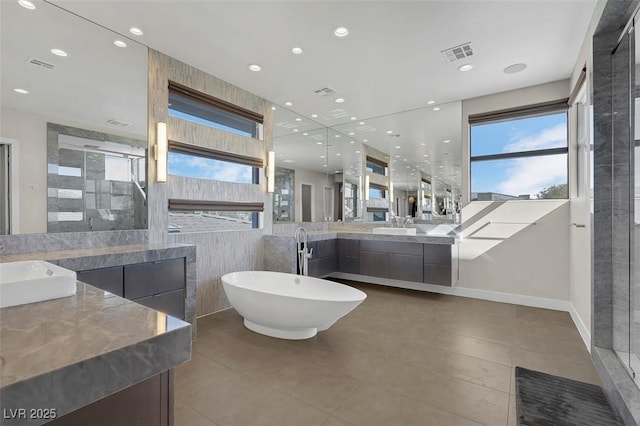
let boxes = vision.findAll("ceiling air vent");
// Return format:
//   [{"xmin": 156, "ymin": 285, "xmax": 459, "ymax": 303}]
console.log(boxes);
[
  {"xmin": 106, "ymin": 118, "xmax": 133, "ymax": 128},
  {"xmin": 313, "ymin": 87, "xmax": 336, "ymax": 97},
  {"xmin": 26, "ymin": 57, "xmax": 55, "ymax": 70},
  {"xmin": 441, "ymin": 42, "xmax": 473, "ymax": 62}
]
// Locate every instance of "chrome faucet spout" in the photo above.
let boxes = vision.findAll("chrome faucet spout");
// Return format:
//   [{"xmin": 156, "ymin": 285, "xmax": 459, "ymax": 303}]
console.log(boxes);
[{"xmin": 295, "ymin": 227, "xmax": 312, "ymax": 276}]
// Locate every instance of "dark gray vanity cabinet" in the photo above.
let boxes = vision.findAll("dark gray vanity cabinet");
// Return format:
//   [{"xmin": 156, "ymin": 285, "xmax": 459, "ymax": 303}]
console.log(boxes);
[
  {"xmin": 77, "ymin": 266, "xmax": 124, "ymax": 297},
  {"xmin": 359, "ymin": 240, "xmax": 423, "ymax": 282},
  {"xmin": 337, "ymin": 239, "xmax": 359, "ymax": 274},
  {"xmin": 76, "ymin": 258, "xmax": 186, "ymax": 319},
  {"xmin": 423, "ymin": 243, "xmax": 452, "ymax": 286},
  {"xmin": 306, "ymin": 239, "xmax": 337, "ymax": 278}
]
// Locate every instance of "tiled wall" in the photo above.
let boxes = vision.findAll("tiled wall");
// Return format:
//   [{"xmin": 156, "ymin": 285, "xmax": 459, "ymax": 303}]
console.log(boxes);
[{"xmin": 147, "ymin": 50, "xmax": 273, "ymax": 317}]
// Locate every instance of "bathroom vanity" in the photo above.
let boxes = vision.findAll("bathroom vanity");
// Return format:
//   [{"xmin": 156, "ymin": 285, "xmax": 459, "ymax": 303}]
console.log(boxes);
[
  {"xmin": 265, "ymin": 229, "xmax": 458, "ymax": 288},
  {"xmin": 0, "ymin": 244, "xmax": 196, "ymax": 425}
]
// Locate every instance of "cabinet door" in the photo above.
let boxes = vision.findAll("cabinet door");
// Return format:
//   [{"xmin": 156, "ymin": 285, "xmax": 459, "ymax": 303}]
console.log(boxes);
[
  {"xmin": 423, "ymin": 244, "xmax": 451, "ymax": 266},
  {"xmin": 338, "ymin": 239, "xmax": 359, "ymax": 258},
  {"xmin": 134, "ymin": 289, "xmax": 185, "ymax": 319},
  {"xmin": 77, "ymin": 266, "xmax": 124, "ymax": 297},
  {"xmin": 389, "ymin": 254, "xmax": 423, "ymax": 282},
  {"xmin": 124, "ymin": 258, "xmax": 185, "ymax": 300},
  {"xmin": 338, "ymin": 256, "xmax": 359, "ymax": 274},
  {"xmin": 359, "ymin": 251, "xmax": 389, "ymax": 278},
  {"xmin": 423, "ymin": 264, "xmax": 452, "ymax": 286}
]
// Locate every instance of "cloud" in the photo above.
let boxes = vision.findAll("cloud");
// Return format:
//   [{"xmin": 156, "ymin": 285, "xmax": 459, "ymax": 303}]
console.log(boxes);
[
  {"xmin": 504, "ymin": 123, "xmax": 567, "ymax": 152},
  {"xmin": 496, "ymin": 123, "xmax": 567, "ymax": 197},
  {"xmin": 496, "ymin": 153, "xmax": 566, "ymax": 198}
]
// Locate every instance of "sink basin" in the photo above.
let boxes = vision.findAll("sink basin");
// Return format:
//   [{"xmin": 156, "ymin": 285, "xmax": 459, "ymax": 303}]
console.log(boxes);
[
  {"xmin": 372, "ymin": 227, "xmax": 417, "ymax": 236},
  {"xmin": 0, "ymin": 261, "xmax": 77, "ymax": 308}
]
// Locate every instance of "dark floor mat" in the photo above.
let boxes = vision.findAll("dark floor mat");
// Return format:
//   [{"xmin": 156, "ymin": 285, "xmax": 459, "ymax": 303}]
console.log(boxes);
[{"xmin": 515, "ymin": 367, "xmax": 624, "ymax": 426}]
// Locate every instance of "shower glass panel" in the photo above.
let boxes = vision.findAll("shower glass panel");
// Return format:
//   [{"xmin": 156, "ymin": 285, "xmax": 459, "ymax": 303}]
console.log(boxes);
[{"xmin": 632, "ymin": 11, "xmax": 639, "ymax": 386}]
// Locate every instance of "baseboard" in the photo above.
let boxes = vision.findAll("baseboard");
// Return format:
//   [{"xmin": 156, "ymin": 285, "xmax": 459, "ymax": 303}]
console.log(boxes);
[
  {"xmin": 330, "ymin": 272, "xmax": 571, "ymax": 311},
  {"xmin": 568, "ymin": 302, "xmax": 592, "ymax": 352}
]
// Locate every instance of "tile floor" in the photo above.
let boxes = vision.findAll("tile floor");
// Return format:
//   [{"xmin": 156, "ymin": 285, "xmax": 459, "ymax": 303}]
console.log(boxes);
[{"xmin": 174, "ymin": 280, "xmax": 601, "ymax": 426}]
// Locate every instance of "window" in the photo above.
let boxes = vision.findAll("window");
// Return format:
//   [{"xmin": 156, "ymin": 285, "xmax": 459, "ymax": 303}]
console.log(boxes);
[
  {"xmin": 469, "ymin": 100, "xmax": 569, "ymax": 200},
  {"xmin": 366, "ymin": 156, "xmax": 387, "ymax": 176},
  {"xmin": 168, "ymin": 200, "xmax": 262, "ymax": 232},
  {"xmin": 368, "ymin": 183, "xmax": 387, "ymax": 199},
  {"xmin": 168, "ymin": 82, "xmax": 263, "ymax": 139},
  {"xmin": 168, "ymin": 140, "xmax": 262, "ymax": 184}
]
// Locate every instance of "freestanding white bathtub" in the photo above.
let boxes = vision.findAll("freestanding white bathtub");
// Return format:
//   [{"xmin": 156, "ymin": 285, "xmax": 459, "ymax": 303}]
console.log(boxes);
[{"xmin": 221, "ymin": 271, "xmax": 367, "ymax": 339}]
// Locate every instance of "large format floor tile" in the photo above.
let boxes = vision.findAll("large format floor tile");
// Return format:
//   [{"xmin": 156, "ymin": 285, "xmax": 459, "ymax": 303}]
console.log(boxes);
[{"xmin": 175, "ymin": 280, "xmax": 600, "ymax": 426}]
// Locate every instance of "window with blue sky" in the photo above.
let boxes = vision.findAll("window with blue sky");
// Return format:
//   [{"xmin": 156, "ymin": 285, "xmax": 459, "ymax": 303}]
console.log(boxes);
[
  {"xmin": 470, "ymin": 112, "xmax": 568, "ymax": 200},
  {"xmin": 168, "ymin": 152, "xmax": 256, "ymax": 184}
]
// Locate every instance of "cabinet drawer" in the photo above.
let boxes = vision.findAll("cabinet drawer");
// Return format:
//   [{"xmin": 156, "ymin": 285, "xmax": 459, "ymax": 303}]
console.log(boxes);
[
  {"xmin": 338, "ymin": 256, "xmax": 359, "ymax": 274},
  {"xmin": 389, "ymin": 254, "xmax": 423, "ymax": 282},
  {"xmin": 338, "ymin": 239, "xmax": 359, "ymax": 258},
  {"xmin": 133, "ymin": 289, "xmax": 185, "ymax": 319},
  {"xmin": 77, "ymin": 266, "xmax": 124, "ymax": 297},
  {"xmin": 423, "ymin": 244, "xmax": 451, "ymax": 266},
  {"xmin": 359, "ymin": 240, "xmax": 423, "ymax": 256},
  {"xmin": 359, "ymin": 251, "xmax": 389, "ymax": 278},
  {"xmin": 423, "ymin": 264, "xmax": 452, "ymax": 286},
  {"xmin": 124, "ymin": 258, "xmax": 185, "ymax": 300}
]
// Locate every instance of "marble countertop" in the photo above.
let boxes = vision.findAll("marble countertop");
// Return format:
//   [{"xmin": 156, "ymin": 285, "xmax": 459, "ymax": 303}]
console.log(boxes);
[
  {"xmin": 267, "ymin": 230, "xmax": 457, "ymax": 245},
  {"xmin": 0, "ymin": 243, "xmax": 193, "ymax": 263},
  {"xmin": 0, "ymin": 282, "xmax": 191, "ymax": 424}
]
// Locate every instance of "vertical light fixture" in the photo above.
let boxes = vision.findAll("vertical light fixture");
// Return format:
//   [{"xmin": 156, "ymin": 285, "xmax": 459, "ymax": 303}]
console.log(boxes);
[
  {"xmin": 389, "ymin": 182, "xmax": 394, "ymax": 202},
  {"xmin": 155, "ymin": 122, "xmax": 167, "ymax": 182},
  {"xmin": 267, "ymin": 150, "xmax": 275, "ymax": 192},
  {"xmin": 364, "ymin": 175, "xmax": 370, "ymax": 201}
]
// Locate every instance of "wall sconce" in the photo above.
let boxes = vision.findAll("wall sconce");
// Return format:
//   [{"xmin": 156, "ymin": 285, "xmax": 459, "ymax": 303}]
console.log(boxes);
[
  {"xmin": 155, "ymin": 122, "xmax": 167, "ymax": 183},
  {"xmin": 266, "ymin": 150, "xmax": 275, "ymax": 193},
  {"xmin": 364, "ymin": 175, "xmax": 370, "ymax": 201},
  {"xmin": 389, "ymin": 182, "xmax": 394, "ymax": 202}
]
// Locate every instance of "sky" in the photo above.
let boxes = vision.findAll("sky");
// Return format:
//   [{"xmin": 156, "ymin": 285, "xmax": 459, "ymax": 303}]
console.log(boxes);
[{"xmin": 471, "ymin": 112, "xmax": 568, "ymax": 198}]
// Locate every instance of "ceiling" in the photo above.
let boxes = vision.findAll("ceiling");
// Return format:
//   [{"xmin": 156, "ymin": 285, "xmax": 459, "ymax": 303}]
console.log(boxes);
[{"xmin": 44, "ymin": 0, "xmax": 597, "ymax": 193}]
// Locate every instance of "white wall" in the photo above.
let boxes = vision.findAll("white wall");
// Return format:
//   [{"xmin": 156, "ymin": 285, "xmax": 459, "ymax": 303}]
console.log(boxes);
[
  {"xmin": 294, "ymin": 167, "xmax": 334, "ymax": 222},
  {"xmin": 0, "ymin": 107, "xmax": 48, "ymax": 234},
  {"xmin": 458, "ymin": 200, "xmax": 570, "ymax": 302}
]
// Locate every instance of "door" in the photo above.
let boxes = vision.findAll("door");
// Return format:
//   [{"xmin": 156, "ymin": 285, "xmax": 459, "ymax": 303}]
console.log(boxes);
[
  {"xmin": 569, "ymin": 82, "xmax": 592, "ymax": 344},
  {"xmin": 301, "ymin": 183, "xmax": 312, "ymax": 222},
  {"xmin": 0, "ymin": 144, "xmax": 9, "ymax": 235},
  {"xmin": 323, "ymin": 185, "xmax": 334, "ymax": 222}
]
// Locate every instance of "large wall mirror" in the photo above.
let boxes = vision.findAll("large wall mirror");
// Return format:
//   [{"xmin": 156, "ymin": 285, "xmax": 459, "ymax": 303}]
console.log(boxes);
[
  {"xmin": 0, "ymin": 0, "xmax": 148, "ymax": 234},
  {"xmin": 272, "ymin": 101, "xmax": 462, "ymax": 223}
]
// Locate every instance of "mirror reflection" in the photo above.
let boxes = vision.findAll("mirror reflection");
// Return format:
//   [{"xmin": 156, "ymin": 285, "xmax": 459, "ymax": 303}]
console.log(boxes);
[
  {"xmin": 0, "ymin": 0, "xmax": 148, "ymax": 234},
  {"xmin": 272, "ymin": 101, "xmax": 462, "ymax": 223}
]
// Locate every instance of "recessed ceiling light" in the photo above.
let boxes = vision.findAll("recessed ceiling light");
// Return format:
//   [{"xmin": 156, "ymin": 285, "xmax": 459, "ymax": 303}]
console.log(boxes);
[
  {"xmin": 13, "ymin": 88, "xmax": 29, "ymax": 94},
  {"xmin": 433, "ymin": 107, "xmax": 441, "ymax": 111},
  {"xmin": 248, "ymin": 64, "xmax": 262, "ymax": 72},
  {"xmin": 323, "ymin": 164, "xmax": 328, "ymax": 167},
  {"xmin": 335, "ymin": 98, "xmax": 345, "ymax": 103},
  {"xmin": 350, "ymin": 116, "xmax": 357, "ymax": 120},
  {"xmin": 334, "ymin": 26, "xmax": 350, "ymax": 37},
  {"xmin": 293, "ymin": 129, "xmax": 299, "ymax": 132},
  {"xmin": 316, "ymin": 142, "xmax": 323, "ymax": 145},
  {"xmin": 18, "ymin": 0, "xmax": 36, "ymax": 9},
  {"xmin": 114, "ymin": 40, "xmax": 127, "ymax": 48},
  {"xmin": 295, "ymin": 118, "xmax": 302, "ymax": 121},
  {"xmin": 349, "ymin": 132, "xmax": 354, "ymax": 136},
  {"xmin": 421, "ymin": 142, "xmax": 426, "ymax": 146},
  {"xmin": 386, "ymin": 130, "xmax": 393, "ymax": 134},
  {"xmin": 504, "ymin": 63, "xmax": 527, "ymax": 74},
  {"xmin": 311, "ymin": 113, "xmax": 318, "ymax": 118},
  {"xmin": 303, "ymin": 132, "xmax": 308, "ymax": 136},
  {"xmin": 443, "ymin": 140, "xmax": 451, "ymax": 143},
  {"xmin": 129, "ymin": 27, "xmax": 143, "ymax": 36},
  {"xmin": 272, "ymin": 106, "xmax": 276, "ymax": 110},
  {"xmin": 458, "ymin": 64, "xmax": 473, "ymax": 72},
  {"xmin": 285, "ymin": 102, "xmax": 293, "ymax": 106},
  {"xmin": 423, "ymin": 154, "xmax": 428, "ymax": 157},
  {"xmin": 395, "ymin": 155, "xmax": 400, "ymax": 158},
  {"xmin": 283, "ymin": 159, "xmax": 295, "ymax": 163},
  {"xmin": 395, "ymin": 145, "xmax": 401, "ymax": 149},
  {"xmin": 291, "ymin": 47, "xmax": 303, "ymax": 55},
  {"xmin": 359, "ymin": 121, "xmax": 365, "ymax": 125},
  {"xmin": 336, "ymin": 153, "xmax": 341, "ymax": 156},
  {"xmin": 320, "ymin": 155, "xmax": 326, "ymax": 158},
  {"xmin": 355, "ymin": 150, "xmax": 361, "ymax": 154},
  {"xmin": 427, "ymin": 100, "xmax": 435, "ymax": 105},
  {"xmin": 349, "ymin": 141, "xmax": 354, "ymax": 144},
  {"xmin": 363, "ymin": 139, "xmax": 368, "ymax": 142},
  {"xmin": 50, "ymin": 48, "xmax": 67, "ymax": 57}
]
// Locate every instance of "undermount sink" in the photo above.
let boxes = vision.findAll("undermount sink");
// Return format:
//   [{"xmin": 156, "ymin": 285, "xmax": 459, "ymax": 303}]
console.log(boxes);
[
  {"xmin": 0, "ymin": 261, "xmax": 77, "ymax": 308},
  {"xmin": 372, "ymin": 227, "xmax": 417, "ymax": 236}
]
